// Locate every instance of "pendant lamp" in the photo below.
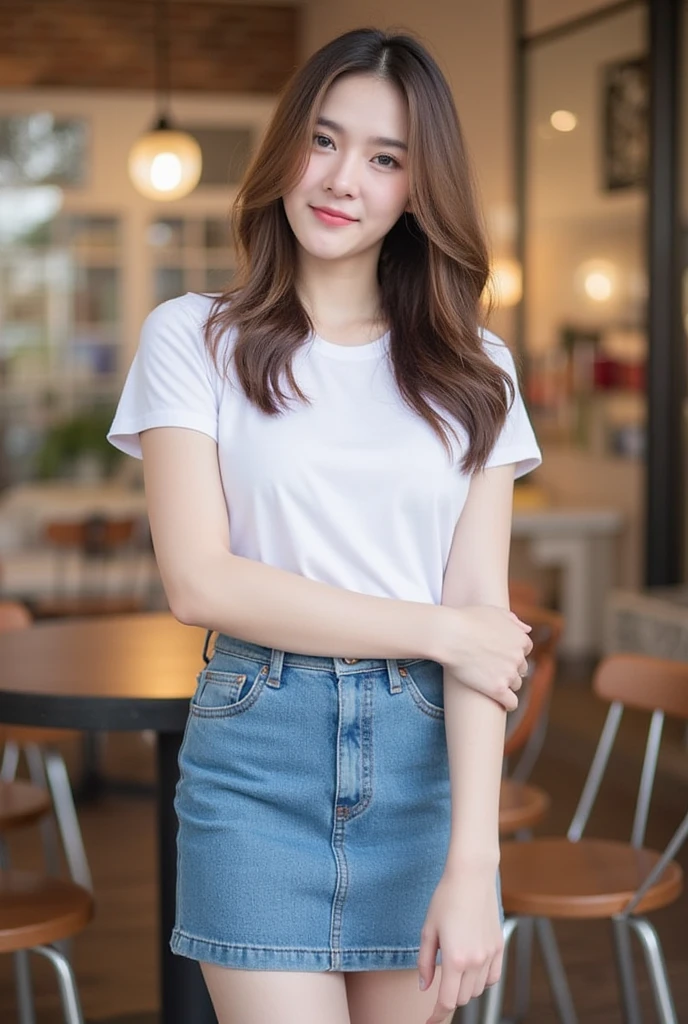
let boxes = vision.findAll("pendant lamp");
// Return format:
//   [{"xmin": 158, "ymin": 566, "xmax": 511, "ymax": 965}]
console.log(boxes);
[{"xmin": 128, "ymin": 0, "xmax": 202, "ymax": 200}]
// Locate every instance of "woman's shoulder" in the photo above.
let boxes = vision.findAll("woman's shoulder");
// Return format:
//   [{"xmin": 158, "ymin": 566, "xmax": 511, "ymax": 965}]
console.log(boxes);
[
  {"xmin": 139, "ymin": 292, "xmax": 235, "ymax": 364},
  {"xmin": 477, "ymin": 326, "xmax": 518, "ymax": 376},
  {"xmin": 143, "ymin": 291, "xmax": 218, "ymax": 332}
]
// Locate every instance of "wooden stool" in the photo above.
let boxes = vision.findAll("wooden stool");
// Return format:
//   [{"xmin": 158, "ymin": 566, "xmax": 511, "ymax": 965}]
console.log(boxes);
[
  {"xmin": 483, "ymin": 653, "xmax": 688, "ymax": 1024},
  {"xmin": 0, "ymin": 870, "xmax": 93, "ymax": 1024},
  {"xmin": 499, "ymin": 777, "xmax": 550, "ymax": 836},
  {"xmin": 0, "ymin": 602, "xmax": 92, "ymax": 892},
  {"xmin": 0, "ymin": 780, "xmax": 51, "ymax": 832}
]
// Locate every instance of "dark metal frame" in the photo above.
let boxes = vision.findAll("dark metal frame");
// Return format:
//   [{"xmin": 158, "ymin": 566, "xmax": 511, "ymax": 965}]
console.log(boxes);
[{"xmin": 512, "ymin": 0, "xmax": 686, "ymax": 587}]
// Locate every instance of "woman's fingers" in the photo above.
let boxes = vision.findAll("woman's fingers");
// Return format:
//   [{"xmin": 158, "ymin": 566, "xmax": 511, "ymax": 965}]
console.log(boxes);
[
  {"xmin": 417, "ymin": 930, "xmax": 438, "ymax": 996},
  {"xmin": 471, "ymin": 961, "xmax": 491, "ymax": 1001},
  {"xmin": 425, "ymin": 966, "xmax": 463, "ymax": 1023}
]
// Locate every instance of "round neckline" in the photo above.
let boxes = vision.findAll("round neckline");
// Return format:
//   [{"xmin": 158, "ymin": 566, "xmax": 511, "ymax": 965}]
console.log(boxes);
[{"xmin": 310, "ymin": 330, "xmax": 390, "ymax": 361}]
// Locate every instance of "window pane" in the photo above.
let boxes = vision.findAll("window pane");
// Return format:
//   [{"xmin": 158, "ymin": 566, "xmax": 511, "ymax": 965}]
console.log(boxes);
[
  {"xmin": 205, "ymin": 267, "xmax": 234, "ymax": 292},
  {"xmin": 184, "ymin": 126, "xmax": 254, "ymax": 186},
  {"xmin": 0, "ymin": 114, "xmax": 87, "ymax": 187},
  {"xmin": 147, "ymin": 219, "xmax": 185, "ymax": 252},
  {"xmin": 155, "ymin": 267, "xmax": 185, "ymax": 304}
]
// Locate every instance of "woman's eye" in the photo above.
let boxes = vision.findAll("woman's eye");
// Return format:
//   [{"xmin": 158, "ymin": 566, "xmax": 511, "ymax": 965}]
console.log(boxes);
[
  {"xmin": 374, "ymin": 153, "xmax": 400, "ymax": 169},
  {"xmin": 314, "ymin": 134, "xmax": 333, "ymax": 149}
]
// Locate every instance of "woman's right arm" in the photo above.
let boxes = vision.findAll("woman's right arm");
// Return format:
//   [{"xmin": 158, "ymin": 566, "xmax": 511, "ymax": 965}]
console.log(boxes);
[{"xmin": 141, "ymin": 426, "xmax": 529, "ymax": 705}]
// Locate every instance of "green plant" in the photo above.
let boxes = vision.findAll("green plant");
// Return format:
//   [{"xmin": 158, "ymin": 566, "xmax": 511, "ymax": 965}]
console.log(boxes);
[{"xmin": 35, "ymin": 408, "xmax": 123, "ymax": 479}]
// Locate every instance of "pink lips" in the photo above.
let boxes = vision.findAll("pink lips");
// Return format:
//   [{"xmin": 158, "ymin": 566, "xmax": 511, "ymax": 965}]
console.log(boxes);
[{"xmin": 310, "ymin": 206, "xmax": 358, "ymax": 227}]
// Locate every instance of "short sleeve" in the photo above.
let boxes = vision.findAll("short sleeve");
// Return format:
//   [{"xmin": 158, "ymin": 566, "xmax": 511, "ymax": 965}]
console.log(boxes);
[
  {"xmin": 481, "ymin": 330, "xmax": 542, "ymax": 478},
  {"xmin": 107, "ymin": 295, "xmax": 219, "ymax": 460}
]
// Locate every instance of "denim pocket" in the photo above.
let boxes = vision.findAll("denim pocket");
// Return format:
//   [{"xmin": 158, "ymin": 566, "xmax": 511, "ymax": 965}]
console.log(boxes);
[
  {"xmin": 190, "ymin": 662, "xmax": 269, "ymax": 718},
  {"xmin": 403, "ymin": 659, "xmax": 445, "ymax": 718}
]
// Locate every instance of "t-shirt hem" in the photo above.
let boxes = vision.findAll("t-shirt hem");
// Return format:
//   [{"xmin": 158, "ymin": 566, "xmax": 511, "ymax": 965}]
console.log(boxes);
[{"xmin": 107, "ymin": 411, "xmax": 218, "ymax": 459}]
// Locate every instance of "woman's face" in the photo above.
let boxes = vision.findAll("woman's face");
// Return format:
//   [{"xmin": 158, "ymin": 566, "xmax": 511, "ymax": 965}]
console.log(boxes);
[{"xmin": 282, "ymin": 73, "xmax": 410, "ymax": 266}]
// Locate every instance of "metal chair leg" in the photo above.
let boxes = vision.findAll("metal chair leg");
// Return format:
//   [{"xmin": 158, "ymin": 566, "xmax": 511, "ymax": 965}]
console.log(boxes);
[
  {"xmin": 480, "ymin": 917, "xmax": 518, "ymax": 1024},
  {"xmin": 612, "ymin": 916, "xmax": 643, "ymax": 1024},
  {"xmin": 0, "ymin": 738, "xmax": 20, "ymax": 780},
  {"xmin": 42, "ymin": 747, "xmax": 93, "ymax": 891},
  {"xmin": 33, "ymin": 944, "xmax": 86, "ymax": 1024},
  {"xmin": 628, "ymin": 917, "xmax": 679, "ymax": 1024},
  {"xmin": 459, "ymin": 997, "xmax": 481, "ymax": 1023},
  {"xmin": 535, "ymin": 918, "xmax": 578, "ymax": 1024},
  {"xmin": 13, "ymin": 951, "xmax": 37, "ymax": 1024},
  {"xmin": 24, "ymin": 743, "xmax": 63, "ymax": 876},
  {"xmin": 511, "ymin": 915, "xmax": 534, "ymax": 1021},
  {"xmin": 1, "ymin": 829, "xmax": 39, "ymax": 1023}
]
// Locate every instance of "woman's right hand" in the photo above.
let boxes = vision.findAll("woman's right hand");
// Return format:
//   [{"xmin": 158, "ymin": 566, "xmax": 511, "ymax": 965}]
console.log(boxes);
[{"xmin": 436, "ymin": 605, "xmax": 533, "ymax": 711}]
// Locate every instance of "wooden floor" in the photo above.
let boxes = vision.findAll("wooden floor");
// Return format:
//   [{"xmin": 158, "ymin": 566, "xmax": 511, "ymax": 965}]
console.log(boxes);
[{"xmin": 1, "ymin": 661, "xmax": 687, "ymax": 1023}]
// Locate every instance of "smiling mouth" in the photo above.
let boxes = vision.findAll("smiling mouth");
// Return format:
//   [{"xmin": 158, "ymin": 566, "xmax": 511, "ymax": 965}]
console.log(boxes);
[{"xmin": 310, "ymin": 206, "xmax": 358, "ymax": 226}]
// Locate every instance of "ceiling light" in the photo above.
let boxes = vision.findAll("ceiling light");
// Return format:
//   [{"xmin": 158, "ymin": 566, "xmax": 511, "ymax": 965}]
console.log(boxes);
[
  {"xmin": 550, "ymin": 110, "xmax": 578, "ymax": 133},
  {"xmin": 127, "ymin": 0, "xmax": 202, "ymax": 201}
]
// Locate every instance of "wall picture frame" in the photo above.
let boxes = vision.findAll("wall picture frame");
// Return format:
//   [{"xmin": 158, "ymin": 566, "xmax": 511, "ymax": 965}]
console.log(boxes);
[{"xmin": 602, "ymin": 55, "xmax": 648, "ymax": 192}]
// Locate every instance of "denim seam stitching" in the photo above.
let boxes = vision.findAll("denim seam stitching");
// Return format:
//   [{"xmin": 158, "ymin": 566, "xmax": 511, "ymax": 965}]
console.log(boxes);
[{"xmin": 172, "ymin": 929, "xmax": 421, "ymax": 954}]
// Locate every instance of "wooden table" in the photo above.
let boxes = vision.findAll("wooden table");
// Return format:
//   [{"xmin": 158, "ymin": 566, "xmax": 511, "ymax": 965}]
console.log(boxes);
[{"xmin": 0, "ymin": 612, "xmax": 217, "ymax": 1024}]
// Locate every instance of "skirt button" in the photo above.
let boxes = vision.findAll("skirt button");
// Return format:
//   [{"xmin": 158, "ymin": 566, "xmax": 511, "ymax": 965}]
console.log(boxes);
[{"xmin": 343, "ymin": 658, "xmax": 359, "ymax": 664}]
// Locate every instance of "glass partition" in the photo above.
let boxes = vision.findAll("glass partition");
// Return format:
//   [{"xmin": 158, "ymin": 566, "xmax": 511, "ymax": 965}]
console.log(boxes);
[{"xmin": 524, "ymin": 3, "xmax": 648, "ymax": 461}]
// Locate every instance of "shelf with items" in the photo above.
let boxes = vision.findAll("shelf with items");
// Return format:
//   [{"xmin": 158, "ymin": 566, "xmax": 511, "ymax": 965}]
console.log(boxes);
[{"xmin": 526, "ymin": 322, "xmax": 647, "ymax": 459}]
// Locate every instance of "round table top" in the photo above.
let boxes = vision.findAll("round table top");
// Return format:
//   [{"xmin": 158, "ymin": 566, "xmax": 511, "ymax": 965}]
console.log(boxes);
[{"xmin": 0, "ymin": 612, "xmax": 208, "ymax": 732}]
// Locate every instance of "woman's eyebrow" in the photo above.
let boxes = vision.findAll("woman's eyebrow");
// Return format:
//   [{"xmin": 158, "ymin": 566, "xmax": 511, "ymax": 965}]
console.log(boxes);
[{"xmin": 316, "ymin": 116, "xmax": 408, "ymax": 151}]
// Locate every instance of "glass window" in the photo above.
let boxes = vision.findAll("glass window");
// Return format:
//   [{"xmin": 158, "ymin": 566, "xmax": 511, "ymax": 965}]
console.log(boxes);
[{"xmin": 0, "ymin": 114, "xmax": 88, "ymax": 187}]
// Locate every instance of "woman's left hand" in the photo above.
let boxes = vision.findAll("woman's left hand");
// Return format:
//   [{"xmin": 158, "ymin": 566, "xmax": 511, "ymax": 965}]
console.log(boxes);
[{"xmin": 417, "ymin": 864, "xmax": 504, "ymax": 1024}]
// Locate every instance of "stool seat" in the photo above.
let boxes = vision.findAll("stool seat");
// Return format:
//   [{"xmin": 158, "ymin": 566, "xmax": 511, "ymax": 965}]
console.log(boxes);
[
  {"xmin": 0, "ymin": 781, "xmax": 51, "ymax": 831},
  {"xmin": 499, "ymin": 778, "xmax": 550, "ymax": 835},
  {"xmin": 0, "ymin": 870, "xmax": 93, "ymax": 953},
  {"xmin": 500, "ymin": 837, "xmax": 683, "ymax": 919}
]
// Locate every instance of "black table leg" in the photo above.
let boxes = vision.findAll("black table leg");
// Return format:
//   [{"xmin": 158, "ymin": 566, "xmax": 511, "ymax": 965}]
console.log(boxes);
[{"xmin": 157, "ymin": 731, "xmax": 217, "ymax": 1024}]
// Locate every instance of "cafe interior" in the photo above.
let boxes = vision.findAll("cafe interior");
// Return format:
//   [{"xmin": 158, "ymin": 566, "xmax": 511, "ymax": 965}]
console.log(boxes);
[{"xmin": 0, "ymin": 0, "xmax": 687, "ymax": 1021}]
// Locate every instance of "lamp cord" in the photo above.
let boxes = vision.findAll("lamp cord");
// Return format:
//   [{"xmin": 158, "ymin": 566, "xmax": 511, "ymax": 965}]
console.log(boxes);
[{"xmin": 154, "ymin": 0, "xmax": 171, "ymax": 126}]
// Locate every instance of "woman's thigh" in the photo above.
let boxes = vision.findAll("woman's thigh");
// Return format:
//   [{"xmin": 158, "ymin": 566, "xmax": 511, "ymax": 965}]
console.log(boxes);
[
  {"xmin": 346, "ymin": 968, "xmax": 451, "ymax": 1024},
  {"xmin": 200, "ymin": 964, "xmax": 351, "ymax": 1024}
]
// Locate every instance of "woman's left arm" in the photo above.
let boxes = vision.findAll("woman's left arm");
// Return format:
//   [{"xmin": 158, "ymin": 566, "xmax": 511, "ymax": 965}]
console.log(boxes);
[{"xmin": 419, "ymin": 462, "xmax": 517, "ymax": 1022}]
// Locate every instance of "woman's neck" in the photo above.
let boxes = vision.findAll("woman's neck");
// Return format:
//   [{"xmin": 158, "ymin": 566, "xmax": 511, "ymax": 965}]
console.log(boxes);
[{"xmin": 296, "ymin": 249, "xmax": 384, "ymax": 340}]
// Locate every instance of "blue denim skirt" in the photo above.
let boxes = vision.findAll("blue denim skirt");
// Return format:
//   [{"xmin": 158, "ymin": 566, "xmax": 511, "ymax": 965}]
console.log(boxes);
[{"xmin": 171, "ymin": 632, "xmax": 474, "ymax": 972}]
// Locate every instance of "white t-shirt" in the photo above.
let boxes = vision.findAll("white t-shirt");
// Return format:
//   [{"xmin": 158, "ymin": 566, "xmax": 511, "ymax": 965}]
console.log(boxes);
[{"xmin": 108, "ymin": 291, "xmax": 542, "ymax": 605}]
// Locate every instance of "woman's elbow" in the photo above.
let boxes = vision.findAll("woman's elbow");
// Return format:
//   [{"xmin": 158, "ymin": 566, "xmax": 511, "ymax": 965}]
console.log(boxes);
[{"xmin": 161, "ymin": 571, "xmax": 206, "ymax": 627}]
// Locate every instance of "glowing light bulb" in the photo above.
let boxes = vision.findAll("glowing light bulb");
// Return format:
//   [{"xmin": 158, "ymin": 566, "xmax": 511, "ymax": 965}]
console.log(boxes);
[
  {"xmin": 550, "ymin": 110, "xmax": 578, "ymax": 132},
  {"xmin": 128, "ymin": 127, "xmax": 202, "ymax": 201},
  {"xmin": 584, "ymin": 272, "xmax": 613, "ymax": 301},
  {"xmin": 150, "ymin": 152, "xmax": 183, "ymax": 192}
]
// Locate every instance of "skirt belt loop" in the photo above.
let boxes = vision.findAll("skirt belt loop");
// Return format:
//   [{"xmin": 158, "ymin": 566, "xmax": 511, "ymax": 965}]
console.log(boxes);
[
  {"xmin": 267, "ymin": 648, "xmax": 285, "ymax": 689},
  {"xmin": 385, "ymin": 659, "xmax": 404, "ymax": 695}
]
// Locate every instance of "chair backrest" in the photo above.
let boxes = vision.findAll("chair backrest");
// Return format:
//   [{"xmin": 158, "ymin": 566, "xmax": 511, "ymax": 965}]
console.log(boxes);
[
  {"xmin": 0, "ymin": 601, "xmax": 32, "ymax": 632},
  {"xmin": 594, "ymin": 653, "xmax": 688, "ymax": 720},
  {"xmin": 504, "ymin": 651, "xmax": 555, "ymax": 757},
  {"xmin": 508, "ymin": 579, "xmax": 541, "ymax": 607},
  {"xmin": 568, "ymin": 652, "xmax": 688, "ymax": 847},
  {"xmin": 504, "ymin": 604, "xmax": 564, "ymax": 760}
]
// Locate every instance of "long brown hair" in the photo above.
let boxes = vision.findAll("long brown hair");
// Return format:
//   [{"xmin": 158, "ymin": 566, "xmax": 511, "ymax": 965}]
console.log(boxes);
[{"xmin": 203, "ymin": 27, "xmax": 513, "ymax": 472}]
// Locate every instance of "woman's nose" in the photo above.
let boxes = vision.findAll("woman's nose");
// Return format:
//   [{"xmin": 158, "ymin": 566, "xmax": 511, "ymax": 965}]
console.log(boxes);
[{"xmin": 323, "ymin": 154, "xmax": 360, "ymax": 198}]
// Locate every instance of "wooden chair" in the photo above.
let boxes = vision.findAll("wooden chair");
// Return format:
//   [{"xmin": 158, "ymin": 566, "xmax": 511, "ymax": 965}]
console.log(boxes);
[
  {"xmin": 30, "ymin": 515, "xmax": 146, "ymax": 620},
  {"xmin": 0, "ymin": 602, "xmax": 91, "ymax": 891},
  {"xmin": 509, "ymin": 579, "xmax": 541, "ymax": 608},
  {"xmin": 0, "ymin": 780, "xmax": 93, "ymax": 1024},
  {"xmin": 482, "ymin": 653, "xmax": 688, "ymax": 1024},
  {"xmin": 460, "ymin": 610, "xmax": 563, "ymax": 1024}
]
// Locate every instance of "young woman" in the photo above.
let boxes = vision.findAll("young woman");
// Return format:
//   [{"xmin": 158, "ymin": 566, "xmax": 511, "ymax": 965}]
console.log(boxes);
[{"xmin": 108, "ymin": 27, "xmax": 541, "ymax": 1024}]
